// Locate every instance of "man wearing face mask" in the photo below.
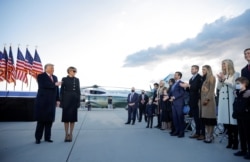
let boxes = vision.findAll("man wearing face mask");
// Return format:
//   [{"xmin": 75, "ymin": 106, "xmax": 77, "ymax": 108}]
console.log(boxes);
[
  {"xmin": 138, "ymin": 90, "xmax": 149, "ymax": 122},
  {"xmin": 125, "ymin": 87, "xmax": 139, "ymax": 125}
]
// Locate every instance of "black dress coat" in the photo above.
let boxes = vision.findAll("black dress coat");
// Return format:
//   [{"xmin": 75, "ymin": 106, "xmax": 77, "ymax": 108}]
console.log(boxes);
[
  {"xmin": 187, "ymin": 74, "xmax": 202, "ymax": 109},
  {"xmin": 241, "ymin": 64, "xmax": 250, "ymax": 89},
  {"xmin": 60, "ymin": 76, "xmax": 81, "ymax": 122},
  {"xmin": 35, "ymin": 72, "xmax": 60, "ymax": 122}
]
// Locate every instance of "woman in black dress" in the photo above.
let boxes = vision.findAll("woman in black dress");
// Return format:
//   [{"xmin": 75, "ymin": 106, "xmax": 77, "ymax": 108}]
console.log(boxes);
[{"xmin": 60, "ymin": 66, "xmax": 80, "ymax": 142}]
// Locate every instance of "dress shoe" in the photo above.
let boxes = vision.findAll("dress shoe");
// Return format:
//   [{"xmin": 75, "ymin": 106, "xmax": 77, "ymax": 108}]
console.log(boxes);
[
  {"xmin": 189, "ymin": 134, "xmax": 199, "ymax": 139},
  {"xmin": 234, "ymin": 151, "xmax": 247, "ymax": 156},
  {"xmin": 178, "ymin": 134, "xmax": 185, "ymax": 138},
  {"xmin": 146, "ymin": 126, "xmax": 149, "ymax": 128},
  {"xmin": 45, "ymin": 139, "xmax": 53, "ymax": 143},
  {"xmin": 131, "ymin": 123, "xmax": 135, "ymax": 125},
  {"xmin": 35, "ymin": 140, "xmax": 41, "ymax": 144},
  {"xmin": 170, "ymin": 132, "xmax": 179, "ymax": 136},
  {"xmin": 125, "ymin": 122, "xmax": 130, "ymax": 124},
  {"xmin": 244, "ymin": 153, "xmax": 250, "ymax": 160},
  {"xmin": 232, "ymin": 145, "xmax": 238, "ymax": 150},
  {"xmin": 197, "ymin": 135, "xmax": 205, "ymax": 140}
]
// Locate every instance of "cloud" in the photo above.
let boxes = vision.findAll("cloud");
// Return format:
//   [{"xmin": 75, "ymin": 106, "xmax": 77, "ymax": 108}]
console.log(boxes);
[{"xmin": 123, "ymin": 9, "xmax": 250, "ymax": 67}]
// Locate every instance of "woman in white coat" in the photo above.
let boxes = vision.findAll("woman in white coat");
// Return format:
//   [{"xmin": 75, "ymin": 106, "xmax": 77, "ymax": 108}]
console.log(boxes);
[{"xmin": 217, "ymin": 59, "xmax": 240, "ymax": 149}]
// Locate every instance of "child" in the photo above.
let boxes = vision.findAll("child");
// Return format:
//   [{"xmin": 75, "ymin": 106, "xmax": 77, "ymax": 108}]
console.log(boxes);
[
  {"xmin": 233, "ymin": 77, "xmax": 250, "ymax": 159},
  {"xmin": 146, "ymin": 98, "xmax": 155, "ymax": 128}
]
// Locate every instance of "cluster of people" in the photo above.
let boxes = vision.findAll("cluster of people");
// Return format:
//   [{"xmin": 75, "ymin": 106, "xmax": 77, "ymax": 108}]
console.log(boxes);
[
  {"xmin": 34, "ymin": 65, "xmax": 81, "ymax": 144},
  {"xmin": 125, "ymin": 48, "xmax": 250, "ymax": 160}
]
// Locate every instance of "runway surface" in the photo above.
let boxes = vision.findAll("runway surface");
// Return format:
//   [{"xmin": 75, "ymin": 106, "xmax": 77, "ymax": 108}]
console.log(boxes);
[{"xmin": 0, "ymin": 108, "xmax": 247, "ymax": 162}]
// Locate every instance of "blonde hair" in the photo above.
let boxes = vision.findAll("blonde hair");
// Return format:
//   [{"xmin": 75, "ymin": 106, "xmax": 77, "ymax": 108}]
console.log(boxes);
[
  {"xmin": 157, "ymin": 80, "xmax": 166, "ymax": 96},
  {"xmin": 222, "ymin": 59, "xmax": 235, "ymax": 76}
]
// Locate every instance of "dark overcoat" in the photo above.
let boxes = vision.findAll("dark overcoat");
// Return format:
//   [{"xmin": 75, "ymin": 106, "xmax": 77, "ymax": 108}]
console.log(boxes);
[{"xmin": 35, "ymin": 72, "xmax": 60, "ymax": 121}]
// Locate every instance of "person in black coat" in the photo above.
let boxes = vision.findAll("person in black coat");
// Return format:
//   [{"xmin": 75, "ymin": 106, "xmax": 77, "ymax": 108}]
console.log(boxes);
[
  {"xmin": 138, "ymin": 90, "xmax": 149, "ymax": 122},
  {"xmin": 145, "ymin": 98, "xmax": 155, "ymax": 128},
  {"xmin": 180, "ymin": 65, "xmax": 205, "ymax": 140},
  {"xmin": 34, "ymin": 63, "xmax": 61, "ymax": 144},
  {"xmin": 233, "ymin": 77, "xmax": 250, "ymax": 160},
  {"xmin": 60, "ymin": 66, "xmax": 81, "ymax": 142}
]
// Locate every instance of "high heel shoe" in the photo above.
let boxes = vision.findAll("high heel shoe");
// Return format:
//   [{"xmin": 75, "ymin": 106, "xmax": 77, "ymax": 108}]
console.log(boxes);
[
  {"xmin": 64, "ymin": 134, "xmax": 70, "ymax": 142},
  {"xmin": 204, "ymin": 136, "xmax": 214, "ymax": 143},
  {"xmin": 69, "ymin": 134, "xmax": 73, "ymax": 142}
]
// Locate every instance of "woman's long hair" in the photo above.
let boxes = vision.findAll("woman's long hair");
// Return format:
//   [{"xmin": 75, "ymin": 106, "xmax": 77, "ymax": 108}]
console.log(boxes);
[
  {"xmin": 222, "ymin": 59, "xmax": 235, "ymax": 77},
  {"xmin": 203, "ymin": 65, "xmax": 213, "ymax": 82}
]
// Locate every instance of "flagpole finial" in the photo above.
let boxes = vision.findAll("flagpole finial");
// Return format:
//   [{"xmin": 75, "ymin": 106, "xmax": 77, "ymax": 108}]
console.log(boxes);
[
  {"xmin": 18, "ymin": 44, "xmax": 21, "ymax": 47},
  {"xmin": 4, "ymin": 43, "xmax": 6, "ymax": 47},
  {"xmin": 35, "ymin": 45, "xmax": 38, "ymax": 49},
  {"xmin": 10, "ymin": 43, "xmax": 12, "ymax": 46},
  {"xmin": 26, "ymin": 44, "xmax": 29, "ymax": 48}
]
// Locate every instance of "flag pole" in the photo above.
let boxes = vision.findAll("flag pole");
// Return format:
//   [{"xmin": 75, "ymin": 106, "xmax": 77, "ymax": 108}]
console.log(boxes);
[
  {"xmin": 29, "ymin": 75, "xmax": 32, "ymax": 91},
  {"xmin": 4, "ymin": 44, "xmax": 8, "ymax": 91}
]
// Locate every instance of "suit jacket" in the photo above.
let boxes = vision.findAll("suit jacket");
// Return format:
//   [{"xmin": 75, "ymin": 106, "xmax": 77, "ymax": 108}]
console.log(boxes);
[
  {"xmin": 187, "ymin": 74, "xmax": 202, "ymax": 107},
  {"xmin": 152, "ymin": 89, "xmax": 157, "ymax": 103},
  {"xmin": 127, "ymin": 92, "xmax": 139, "ymax": 108},
  {"xmin": 170, "ymin": 80, "xmax": 185, "ymax": 106},
  {"xmin": 241, "ymin": 64, "xmax": 250, "ymax": 89},
  {"xmin": 139, "ymin": 94, "xmax": 149, "ymax": 106},
  {"xmin": 35, "ymin": 72, "xmax": 60, "ymax": 121}
]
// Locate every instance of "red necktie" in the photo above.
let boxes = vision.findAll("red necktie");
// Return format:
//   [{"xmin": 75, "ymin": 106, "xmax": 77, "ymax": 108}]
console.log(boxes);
[{"xmin": 50, "ymin": 75, "xmax": 53, "ymax": 82}]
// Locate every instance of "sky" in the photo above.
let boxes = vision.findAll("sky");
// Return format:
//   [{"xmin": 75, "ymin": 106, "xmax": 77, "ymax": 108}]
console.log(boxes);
[{"xmin": 0, "ymin": 0, "xmax": 250, "ymax": 91}]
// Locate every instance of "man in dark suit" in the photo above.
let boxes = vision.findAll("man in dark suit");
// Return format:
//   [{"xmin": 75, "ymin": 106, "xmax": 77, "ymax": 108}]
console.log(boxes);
[
  {"xmin": 169, "ymin": 72, "xmax": 185, "ymax": 138},
  {"xmin": 152, "ymin": 83, "xmax": 160, "ymax": 128},
  {"xmin": 138, "ymin": 90, "xmax": 149, "ymax": 122},
  {"xmin": 180, "ymin": 65, "xmax": 205, "ymax": 140},
  {"xmin": 125, "ymin": 87, "xmax": 139, "ymax": 125},
  {"xmin": 34, "ymin": 63, "xmax": 62, "ymax": 144},
  {"xmin": 234, "ymin": 48, "xmax": 250, "ymax": 159}
]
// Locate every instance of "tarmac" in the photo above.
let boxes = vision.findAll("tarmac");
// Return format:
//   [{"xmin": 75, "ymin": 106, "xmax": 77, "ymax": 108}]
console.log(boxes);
[{"xmin": 0, "ymin": 108, "xmax": 248, "ymax": 162}]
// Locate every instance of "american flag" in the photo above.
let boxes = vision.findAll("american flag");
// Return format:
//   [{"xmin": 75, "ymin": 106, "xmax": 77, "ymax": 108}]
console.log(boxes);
[
  {"xmin": 16, "ymin": 47, "xmax": 28, "ymax": 84},
  {"xmin": 0, "ymin": 51, "xmax": 4, "ymax": 81},
  {"xmin": 7, "ymin": 46, "xmax": 16, "ymax": 85},
  {"xmin": 24, "ymin": 48, "xmax": 33, "ymax": 75},
  {"xmin": 0, "ymin": 47, "xmax": 8, "ymax": 82},
  {"xmin": 31, "ymin": 49, "xmax": 43, "ymax": 79}
]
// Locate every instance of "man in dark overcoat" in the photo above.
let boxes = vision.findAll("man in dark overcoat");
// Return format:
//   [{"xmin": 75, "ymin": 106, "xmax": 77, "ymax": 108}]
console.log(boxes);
[{"xmin": 34, "ymin": 63, "xmax": 61, "ymax": 144}]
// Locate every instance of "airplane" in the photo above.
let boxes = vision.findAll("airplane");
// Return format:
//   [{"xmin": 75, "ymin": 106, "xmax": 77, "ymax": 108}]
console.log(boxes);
[{"xmin": 80, "ymin": 85, "xmax": 153, "ymax": 108}]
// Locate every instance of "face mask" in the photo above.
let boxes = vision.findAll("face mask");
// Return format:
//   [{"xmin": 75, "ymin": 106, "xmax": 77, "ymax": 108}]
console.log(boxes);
[
  {"xmin": 131, "ymin": 90, "xmax": 135, "ymax": 92},
  {"xmin": 235, "ymin": 83, "xmax": 242, "ymax": 90}
]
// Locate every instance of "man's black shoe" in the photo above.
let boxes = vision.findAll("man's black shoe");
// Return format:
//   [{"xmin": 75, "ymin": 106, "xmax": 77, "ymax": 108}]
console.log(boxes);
[
  {"xmin": 171, "ymin": 132, "xmax": 179, "ymax": 136},
  {"xmin": 45, "ymin": 139, "xmax": 53, "ymax": 143},
  {"xmin": 234, "ymin": 151, "xmax": 247, "ymax": 156},
  {"xmin": 35, "ymin": 140, "xmax": 40, "ymax": 144},
  {"xmin": 125, "ymin": 122, "xmax": 130, "ymax": 124},
  {"xmin": 244, "ymin": 153, "xmax": 250, "ymax": 159}
]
